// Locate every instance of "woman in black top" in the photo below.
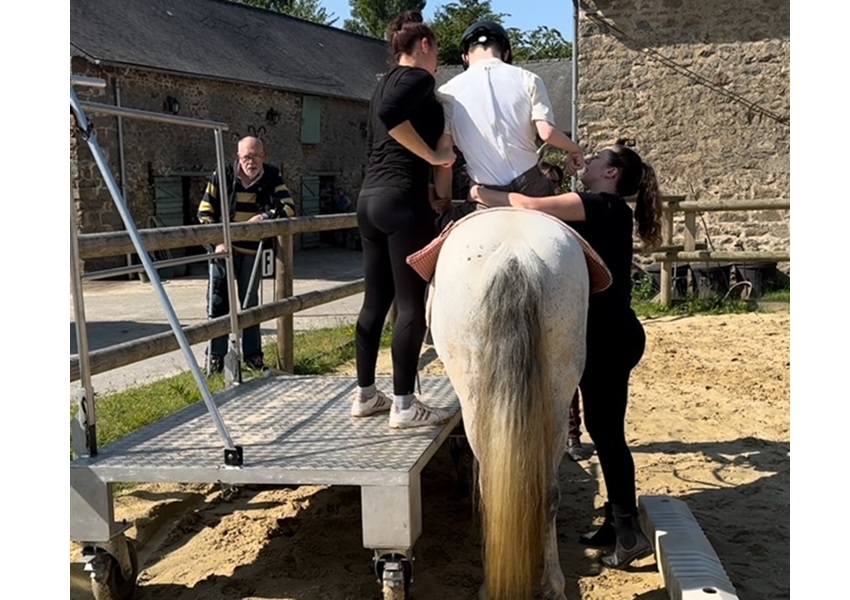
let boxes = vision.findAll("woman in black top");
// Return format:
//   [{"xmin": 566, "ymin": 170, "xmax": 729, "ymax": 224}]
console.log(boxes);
[
  {"xmin": 351, "ymin": 11, "xmax": 456, "ymax": 429},
  {"xmin": 470, "ymin": 142, "xmax": 663, "ymax": 569}
]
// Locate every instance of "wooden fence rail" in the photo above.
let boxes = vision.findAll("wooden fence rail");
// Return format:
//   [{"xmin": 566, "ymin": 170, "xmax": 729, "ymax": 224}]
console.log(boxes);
[
  {"xmin": 649, "ymin": 198, "xmax": 790, "ymax": 305},
  {"xmin": 73, "ymin": 214, "xmax": 360, "ymax": 378},
  {"xmin": 72, "ymin": 197, "xmax": 791, "ymax": 379}
]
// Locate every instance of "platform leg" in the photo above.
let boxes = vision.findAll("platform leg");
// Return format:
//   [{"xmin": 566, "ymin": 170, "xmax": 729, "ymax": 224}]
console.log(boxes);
[
  {"xmin": 361, "ymin": 479, "xmax": 421, "ymax": 551},
  {"xmin": 70, "ymin": 468, "xmax": 116, "ymax": 542}
]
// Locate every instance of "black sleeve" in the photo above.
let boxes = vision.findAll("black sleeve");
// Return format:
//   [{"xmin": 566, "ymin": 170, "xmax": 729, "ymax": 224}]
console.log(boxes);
[
  {"xmin": 577, "ymin": 192, "xmax": 613, "ymax": 223},
  {"xmin": 377, "ymin": 69, "xmax": 435, "ymax": 130}
]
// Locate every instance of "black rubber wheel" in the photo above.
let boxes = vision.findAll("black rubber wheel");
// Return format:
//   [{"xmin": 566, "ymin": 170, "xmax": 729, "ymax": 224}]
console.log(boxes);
[{"xmin": 91, "ymin": 538, "xmax": 138, "ymax": 600}]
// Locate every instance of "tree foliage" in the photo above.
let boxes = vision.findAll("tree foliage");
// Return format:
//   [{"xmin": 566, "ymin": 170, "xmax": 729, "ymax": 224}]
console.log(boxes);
[
  {"xmin": 511, "ymin": 26, "xmax": 572, "ymax": 61},
  {"xmin": 430, "ymin": 0, "xmax": 504, "ymax": 65},
  {"xmin": 430, "ymin": 0, "xmax": 571, "ymax": 65},
  {"xmin": 233, "ymin": 0, "xmax": 338, "ymax": 26},
  {"xmin": 343, "ymin": 0, "xmax": 427, "ymax": 39}
]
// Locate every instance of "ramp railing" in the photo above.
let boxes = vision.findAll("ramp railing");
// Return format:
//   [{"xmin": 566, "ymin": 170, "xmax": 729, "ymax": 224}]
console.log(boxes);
[{"xmin": 71, "ymin": 76, "xmax": 243, "ymax": 465}]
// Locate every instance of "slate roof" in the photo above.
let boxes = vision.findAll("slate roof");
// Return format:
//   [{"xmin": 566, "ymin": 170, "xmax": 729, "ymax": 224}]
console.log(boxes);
[
  {"xmin": 435, "ymin": 59, "xmax": 574, "ymax": 134},
  {"xmin": 70, "ymin": 0, "xmax": 392, "ymax": 101}
]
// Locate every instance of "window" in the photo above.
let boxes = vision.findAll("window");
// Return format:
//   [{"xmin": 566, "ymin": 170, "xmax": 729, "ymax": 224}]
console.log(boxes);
[{"xmin": 301, "ymin": 96, "xmax": 321, "ymax": 144}]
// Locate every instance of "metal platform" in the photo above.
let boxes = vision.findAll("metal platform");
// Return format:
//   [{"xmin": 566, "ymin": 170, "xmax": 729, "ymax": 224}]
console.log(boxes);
[{"xmin": 71, "ymin": 375, "xmax": 461, "ymax": 552}]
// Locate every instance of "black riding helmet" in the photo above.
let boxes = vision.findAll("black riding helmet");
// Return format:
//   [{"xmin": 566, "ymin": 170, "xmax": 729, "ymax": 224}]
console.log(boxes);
[{"xmin": 460, "ymin": 21, "xmax": 512, "ymax": 65}]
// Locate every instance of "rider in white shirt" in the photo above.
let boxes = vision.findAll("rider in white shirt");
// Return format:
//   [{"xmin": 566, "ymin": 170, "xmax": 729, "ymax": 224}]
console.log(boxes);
[{"xmin": 433, "ymin": 21, "xmax": 584, "ymax": 227}]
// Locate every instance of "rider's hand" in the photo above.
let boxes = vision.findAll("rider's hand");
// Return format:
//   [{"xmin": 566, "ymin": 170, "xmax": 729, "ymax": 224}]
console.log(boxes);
[{"xmin": 565, "ymin": 152, "xmax": 585, "ymax": 176}]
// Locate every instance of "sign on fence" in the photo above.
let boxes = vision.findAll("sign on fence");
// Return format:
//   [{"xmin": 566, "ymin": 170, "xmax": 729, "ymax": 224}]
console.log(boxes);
[{"xmin": 262, "ymin": 247, "xmax": 275, "ymax": 278}]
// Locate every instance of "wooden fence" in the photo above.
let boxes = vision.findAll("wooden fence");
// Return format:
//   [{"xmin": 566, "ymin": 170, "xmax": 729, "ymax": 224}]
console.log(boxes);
[
  {"xmin": 640, "ymin": 197, "xmax": 790, "ymax": 305},
  {"xmin": 71, "ymin": 199, "xmax": 790, "ymax": 381},
  {"xmin": 71, "ymin": 214, "xmax": 360, "ymax": 381}
]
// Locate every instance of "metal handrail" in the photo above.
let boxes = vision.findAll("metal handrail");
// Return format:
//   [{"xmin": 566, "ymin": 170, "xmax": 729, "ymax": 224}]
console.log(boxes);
[{"xmin": 71, "ymin": 76, "xmax": 242, "ymax": 465}]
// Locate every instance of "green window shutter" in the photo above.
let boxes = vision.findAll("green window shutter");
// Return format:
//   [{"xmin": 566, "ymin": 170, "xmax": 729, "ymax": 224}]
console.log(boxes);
[{"xmin": 301, "ymin": 96, "xmax": 321, "ymax": 144}]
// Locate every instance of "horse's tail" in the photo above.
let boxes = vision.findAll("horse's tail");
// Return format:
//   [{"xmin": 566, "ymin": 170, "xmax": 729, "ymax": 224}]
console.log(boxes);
[{"xmin": 474, "ymin": 245, "xmax": 555, "ymax": 600}]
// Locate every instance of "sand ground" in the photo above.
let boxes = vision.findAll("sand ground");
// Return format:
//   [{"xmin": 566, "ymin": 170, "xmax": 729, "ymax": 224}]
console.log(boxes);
[{"xmin": 71, "ymin": 310, "xmax": 790, "ymax": 600}]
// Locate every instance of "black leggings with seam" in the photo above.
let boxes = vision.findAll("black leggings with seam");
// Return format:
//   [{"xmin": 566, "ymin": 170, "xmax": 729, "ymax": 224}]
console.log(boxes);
[
  {"xmin": 580, "ymin": 314, "xmax": 646, "ymax": 516},
  {"xmin": 355, "ymin": 186, "xmax": 434, "ymax": 395}
]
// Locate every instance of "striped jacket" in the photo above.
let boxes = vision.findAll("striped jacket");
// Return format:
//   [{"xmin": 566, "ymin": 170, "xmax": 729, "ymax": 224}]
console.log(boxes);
[{"xmin": 198, "ymin": 163, "xmax": 296, "ymax": 254}]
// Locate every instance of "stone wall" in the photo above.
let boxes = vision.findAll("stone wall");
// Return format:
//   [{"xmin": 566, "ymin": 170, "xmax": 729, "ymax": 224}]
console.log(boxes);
[
  {"xmin": 577, "ymin": 0, "xmax": 790, "ymax": 267},
  {"xmin": 71, "ymin": 57, "xmax": 371, "ymax": 271}
]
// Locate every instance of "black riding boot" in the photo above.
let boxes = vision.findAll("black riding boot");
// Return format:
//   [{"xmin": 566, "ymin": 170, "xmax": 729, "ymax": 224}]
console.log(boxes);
[
  {"xmin": 600, "ymin": 510, "xmax": 653, "ymax": 569},
  {"xmin": 578, "ymin": 502, "xmax": 616, "ymax": 547}
]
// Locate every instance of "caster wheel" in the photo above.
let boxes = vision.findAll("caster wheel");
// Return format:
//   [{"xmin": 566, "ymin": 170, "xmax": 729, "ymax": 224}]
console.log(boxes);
[
  {"xmin": 90, "ymin": 537, "xmax": 139, "ymax": 600},
  {"xmin": 376, "ymin": 553, "xmax": 412, "ymax": 600}
]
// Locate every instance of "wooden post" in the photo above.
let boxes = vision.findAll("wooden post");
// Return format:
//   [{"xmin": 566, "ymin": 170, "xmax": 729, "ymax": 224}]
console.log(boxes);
[
  {"xmin": 684, "ymin": 210, "xmax": 696, "ymax": 252},
  {"xmin": 659, "ymin": 204, "xmax": 675, "ymax": 306},
  {"xmin": 275, "ymin": 233, "xmax": 295, "ymax": 373}
]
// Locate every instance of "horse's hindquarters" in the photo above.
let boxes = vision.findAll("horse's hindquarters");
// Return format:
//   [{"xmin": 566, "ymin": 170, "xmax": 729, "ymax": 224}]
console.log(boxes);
[{"xmin": 429, "ymin": 208, "xmax": 589, "ymax": 423}]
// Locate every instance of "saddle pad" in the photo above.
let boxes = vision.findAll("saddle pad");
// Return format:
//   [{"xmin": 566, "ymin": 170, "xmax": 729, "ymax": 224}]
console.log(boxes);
[{"xmin": 406, "ymin": 207, "xmax": 613, "ymax": 294}]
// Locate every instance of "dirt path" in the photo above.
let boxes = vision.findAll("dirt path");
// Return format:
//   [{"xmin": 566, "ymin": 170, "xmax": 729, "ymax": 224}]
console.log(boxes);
[{"xmin": 71, "ymin": 311, "xmax": 790, "ymax": 600}]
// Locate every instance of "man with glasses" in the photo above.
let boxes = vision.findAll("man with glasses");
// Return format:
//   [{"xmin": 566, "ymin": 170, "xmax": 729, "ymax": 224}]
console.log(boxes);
[{"xmin": 198, "ymin": 136, "xmax": 295, "ymax": 374}]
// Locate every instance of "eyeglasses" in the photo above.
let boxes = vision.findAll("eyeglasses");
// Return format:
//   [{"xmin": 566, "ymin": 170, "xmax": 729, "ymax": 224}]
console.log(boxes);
[
  {"xmin": 588, "ymin": 150, "xmax": 622, "ymax": 168},
  {"xmin": 238, "ymin": 153, "xmax": 263, "ymax": 162}
]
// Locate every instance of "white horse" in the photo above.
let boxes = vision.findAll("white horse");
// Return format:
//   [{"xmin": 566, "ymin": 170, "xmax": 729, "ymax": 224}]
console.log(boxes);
[{"xmin": 427, "ymin": 207, "xmax": 592, "ymax": 600}]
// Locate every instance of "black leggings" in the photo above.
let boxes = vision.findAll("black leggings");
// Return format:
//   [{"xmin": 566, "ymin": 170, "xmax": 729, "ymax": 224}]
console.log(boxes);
[
  {"xmin": 580, "ymin": 315, "xmax": 646, "ymax": 516},
  {"xmin": 355, "ymin": 186, "xmax": 435, "ymax": 395}
]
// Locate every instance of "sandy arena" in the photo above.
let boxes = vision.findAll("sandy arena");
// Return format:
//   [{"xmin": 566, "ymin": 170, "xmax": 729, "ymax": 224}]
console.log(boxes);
[{"xmin": 71, "ymin": 310, "xmax": 789, "ymax": 600}]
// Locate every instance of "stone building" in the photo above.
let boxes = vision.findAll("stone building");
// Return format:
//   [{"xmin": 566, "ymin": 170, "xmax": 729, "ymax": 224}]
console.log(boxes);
[
  {"xmin": 576, "ymin": 0, "xmax": 790, "ymax": 261},
  {"xmin": 71, "ymin": 0, "xmax": 390, "ymax": 271}
]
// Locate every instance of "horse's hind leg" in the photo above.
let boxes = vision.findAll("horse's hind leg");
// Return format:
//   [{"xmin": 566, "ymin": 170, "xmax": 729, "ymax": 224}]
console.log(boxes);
[
  {"xmin": 538, "ymin": 484, "xmax": 567, "ymax": 600},
  {"xmin": 449, "ymin": 428, "xmax": 475, "ymax": 499}
]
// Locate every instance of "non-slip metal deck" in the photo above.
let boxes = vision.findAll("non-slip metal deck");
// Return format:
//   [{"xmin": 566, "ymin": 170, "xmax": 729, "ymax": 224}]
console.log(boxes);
[{"xmin": 71, "ymin": 375, "xmax": 462, "ymax": 550}]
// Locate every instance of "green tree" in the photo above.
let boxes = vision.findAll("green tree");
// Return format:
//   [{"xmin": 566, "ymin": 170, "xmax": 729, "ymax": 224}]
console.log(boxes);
[
  {"xmin": 234, "ymin": 0, "xmax": 338, "ymax": 26},
  {"xmin": 511, "ymin": 26, "xmax": 572, "ymax": 61},
  {"xmin": 430, "ymin": 0, "xmax": 505, "ymax": 65},
  {"xmin": 343, "ymin": 0, "xmax": 427, "ymax": 39}
]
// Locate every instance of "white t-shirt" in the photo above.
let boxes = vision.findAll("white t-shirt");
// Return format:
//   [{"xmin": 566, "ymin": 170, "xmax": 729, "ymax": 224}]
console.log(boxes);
[{"xmin": 438, "ymin": 58, "xmax": 555, "ymax": 187}]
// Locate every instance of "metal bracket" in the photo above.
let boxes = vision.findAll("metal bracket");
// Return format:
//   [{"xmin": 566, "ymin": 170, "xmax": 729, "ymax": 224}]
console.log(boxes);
[
  {"xmin": 218, "ymin": 481, "xmax": 241, "ymax": 502},
  {"xmin": 224, "ymin": 445, "xmax": 244, "ymax": 466},
  {"xmin": 72, "ymin": 388, "xmax": 92, "ymax": 458},
  {"xmin": 82, "ymin": 525, "xmax": 133, "ymax": 580}
]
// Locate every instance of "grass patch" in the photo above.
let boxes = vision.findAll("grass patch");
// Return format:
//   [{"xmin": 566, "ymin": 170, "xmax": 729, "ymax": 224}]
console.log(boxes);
[
  {"xmin": 71, "ymin": 322, "xmax": 390, "ymax": 453},
  {"xmin": 632, "ymin": 296, "xmax": 751, "ymax": 318},
  {"xmin": 760, "ymin": 289, "xmax": 790, "ymax": 302},
  {"xmin": 630, "ymin": 271, "xmax": 755, "ymax": 317},
  {"xmin": 266, "ymin": 323, "xmax": 392, "ymax": 375}
]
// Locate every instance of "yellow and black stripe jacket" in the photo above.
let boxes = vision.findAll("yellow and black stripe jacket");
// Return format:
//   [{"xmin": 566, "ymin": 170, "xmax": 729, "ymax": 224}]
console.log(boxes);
[{"xmin": 198, "ymin": 164, "xmax": 296, "ymax": 254}]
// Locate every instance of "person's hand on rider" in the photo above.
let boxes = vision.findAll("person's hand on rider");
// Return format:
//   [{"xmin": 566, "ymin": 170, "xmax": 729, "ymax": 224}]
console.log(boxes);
[
  {"xmin": 429, "ymin": 148, "xmax": 456, "ymax": 169},
  {"xmin": 430, "ymin": 195, "xmax": 452, "ymax": 214}
]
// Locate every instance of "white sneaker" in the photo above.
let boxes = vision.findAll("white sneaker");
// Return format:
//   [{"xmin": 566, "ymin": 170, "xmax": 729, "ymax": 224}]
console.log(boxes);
[
  {"xmin": 350, "ymin": 390, "xmax": 392, "ymax": 417},
  {"xmin": 388, "ymin": 398, "xmax": 452, "ymax": 429}
]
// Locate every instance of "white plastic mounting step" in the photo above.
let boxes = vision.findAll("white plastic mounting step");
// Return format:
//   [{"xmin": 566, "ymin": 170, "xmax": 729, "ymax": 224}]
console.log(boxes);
[{"xmin": 639, "ymin": 495, "xmax": 740, "ymax": 600}]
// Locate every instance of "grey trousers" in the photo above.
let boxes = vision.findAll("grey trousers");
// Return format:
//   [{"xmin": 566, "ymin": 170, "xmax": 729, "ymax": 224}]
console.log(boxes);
[{"xmin": 436, "ymin": 164, "xmax": 556, "ymax": 232}]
